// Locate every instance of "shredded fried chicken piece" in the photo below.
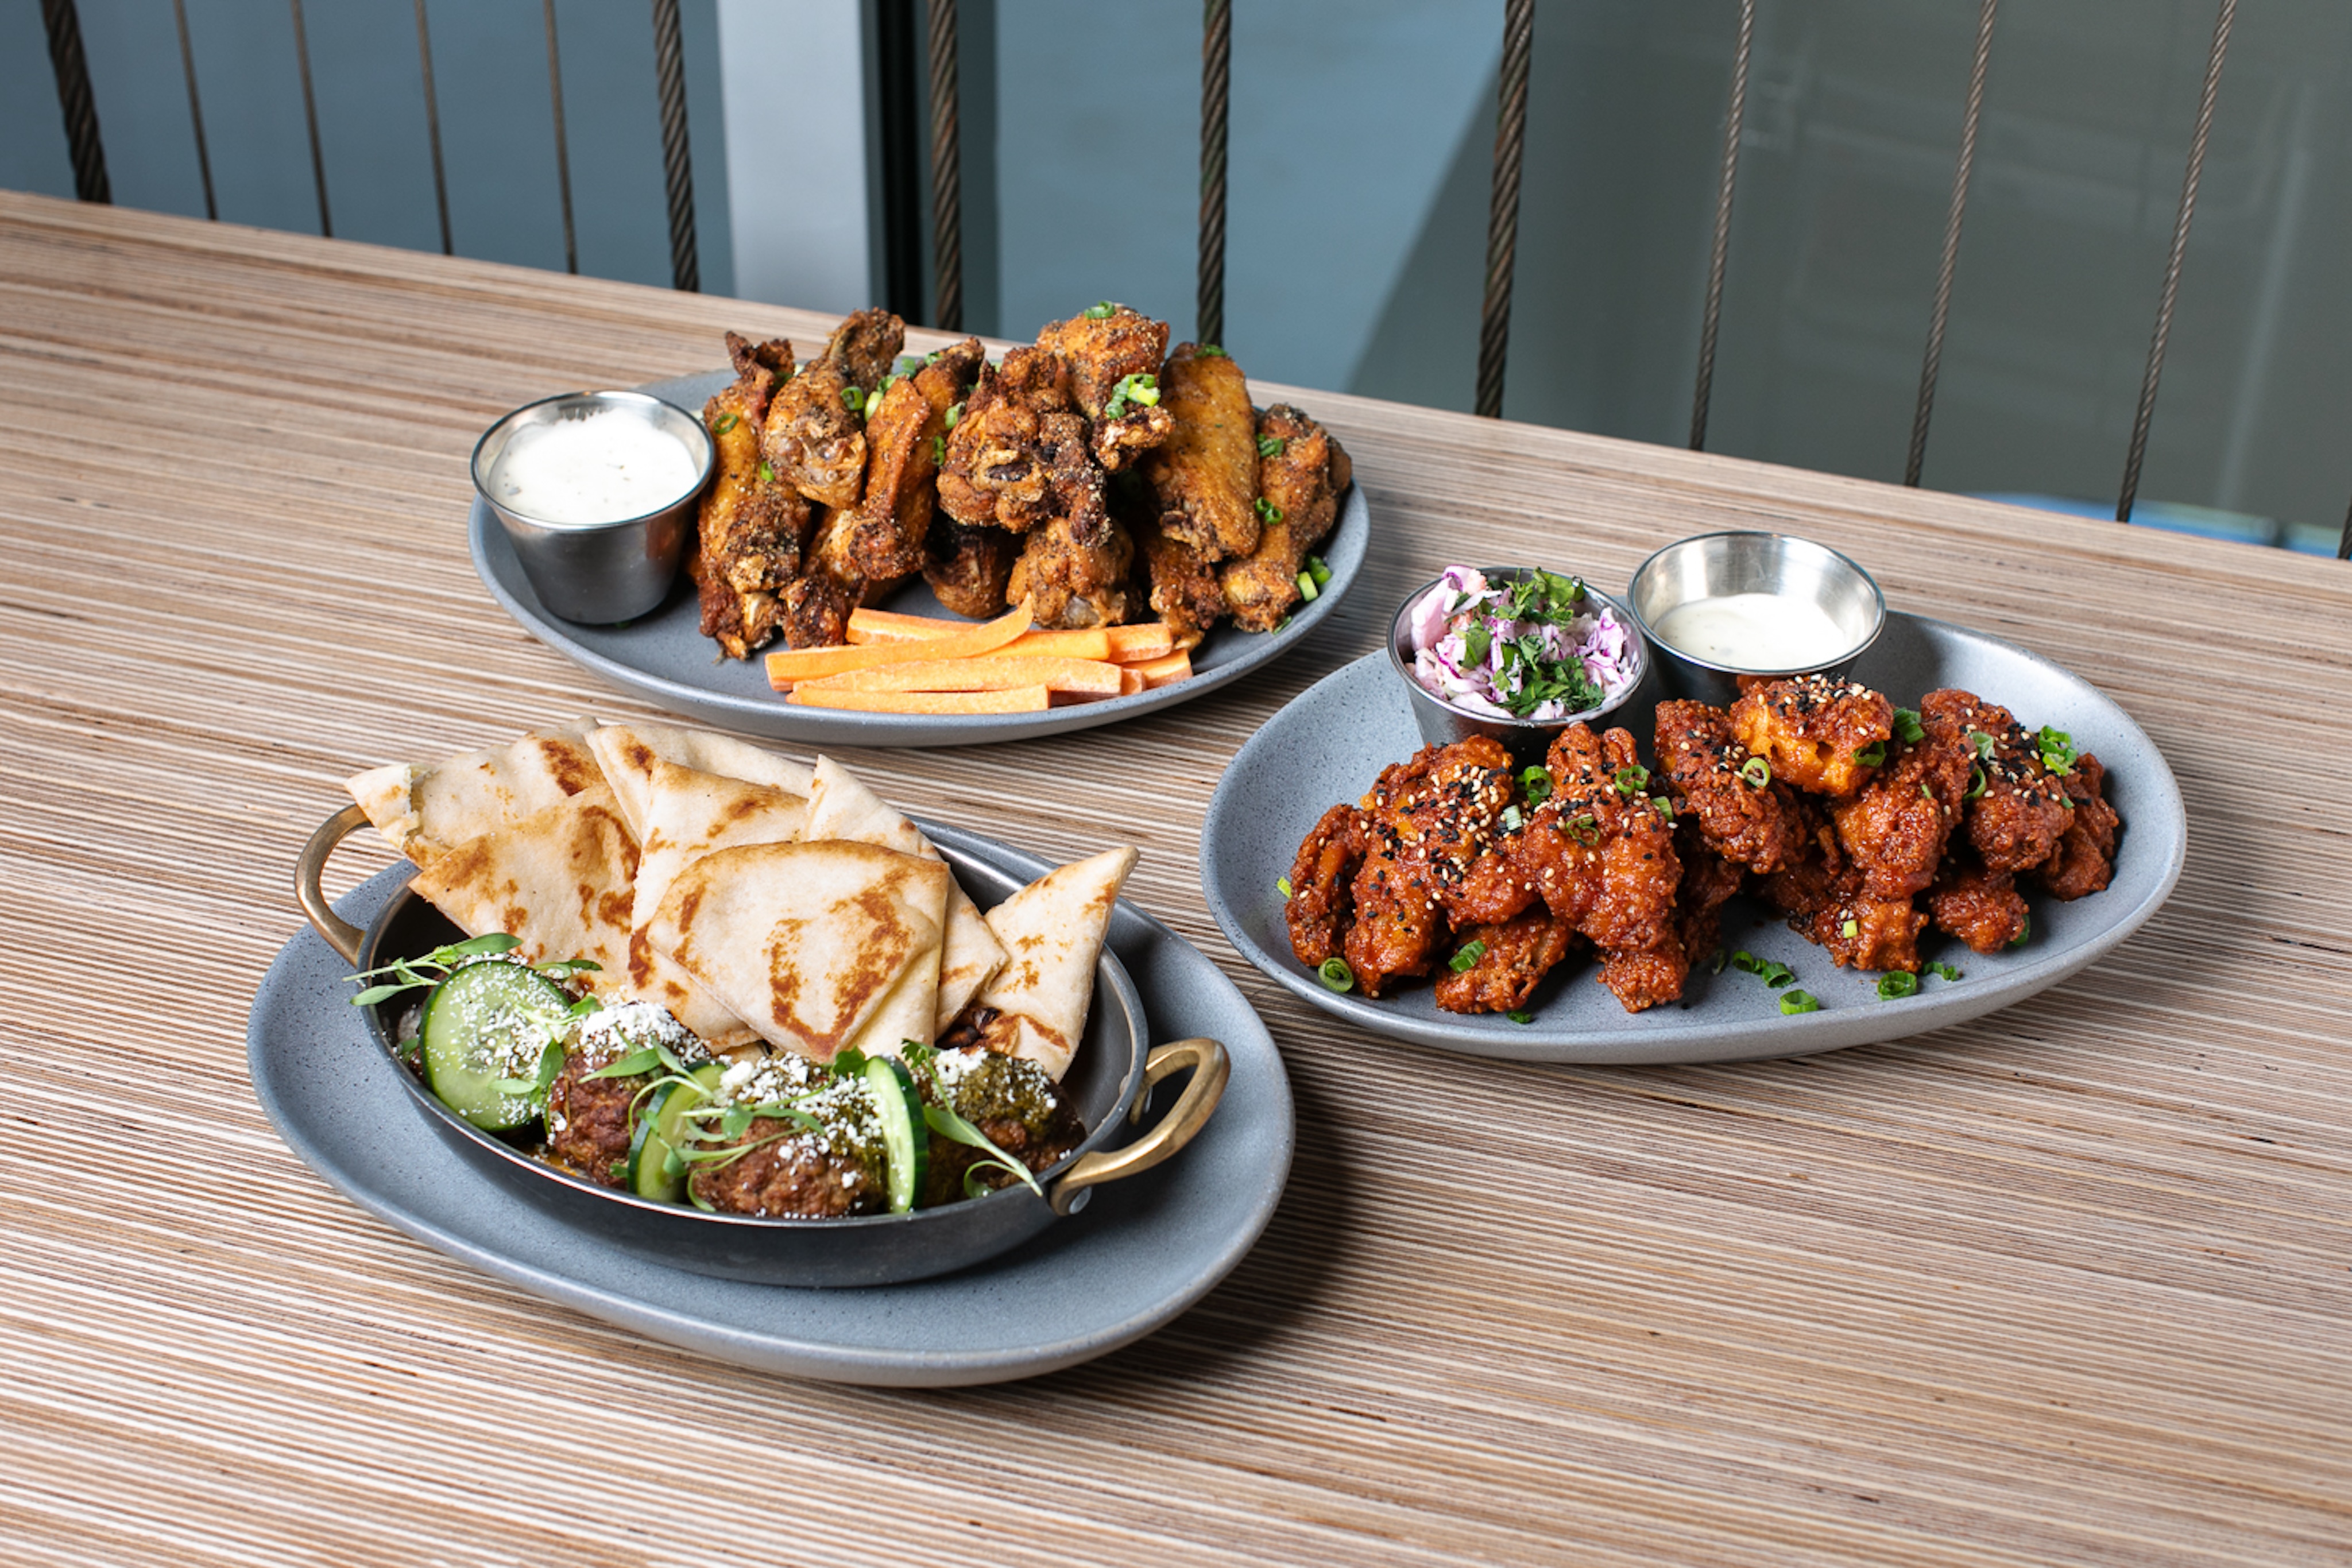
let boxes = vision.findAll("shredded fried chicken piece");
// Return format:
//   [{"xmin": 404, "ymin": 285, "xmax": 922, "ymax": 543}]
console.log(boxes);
[
  {"xmin": 1435, "ymin": 907, "xmax": 1575, "ymax": 1015},
  {"xmin": 1921, "ymin": 688, "xmax": 2072, "ymax": 873},
  {"xmin": 1344, "ymin": 738, "xmax": 1518, "ymax": 997},
  {"xmin": 1928, "ymin": 857, "xmax": 2030, "ymax": 953},
  {"xmin": 2036, "ymin": 752, "xmax": 2121, "ymax": 900}
]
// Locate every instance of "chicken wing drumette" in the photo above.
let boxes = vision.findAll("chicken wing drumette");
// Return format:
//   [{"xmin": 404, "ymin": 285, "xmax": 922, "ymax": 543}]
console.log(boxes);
[
  {"xmin": 1341, "ymin": 737, "xmax": 1518, "ymax": 997},
  {"xmin": 691, "ymin": 332, "xmax": 812, "ymax": 658},
  {"xmin": 761, "ymin": 308, "xmax": 904, "ymax": 510},
  {"xmin": 1730, "ymin": 674, "xmax": 1894, "ymax": 797}
]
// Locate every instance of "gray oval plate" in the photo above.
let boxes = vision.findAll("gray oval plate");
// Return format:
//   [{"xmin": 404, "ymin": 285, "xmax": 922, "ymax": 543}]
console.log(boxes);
[
  {"xmin": 246, "ymin": 836, "xmax": 1295, "ymax": 1387},
  {"xmin": 470, "ymin": 370, "xmax": 1368, "ymax": 747},
  {"xmin": 1200, "ymin": 613, "xmax": 2187, "ymax": 1064}
]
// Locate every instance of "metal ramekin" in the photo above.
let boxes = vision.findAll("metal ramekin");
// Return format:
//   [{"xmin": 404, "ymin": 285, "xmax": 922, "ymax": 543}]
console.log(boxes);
[
  {"xmin": 470, "ymin": 390, "xmax": 712, "ymax": 624},
  {"xmin": 1386, "ymin": 565, "xmax": 1650, "ymax": 766},
  {"xmin": 1625, "ymin": 532, "xmax": 1885, "ymax": 707}
]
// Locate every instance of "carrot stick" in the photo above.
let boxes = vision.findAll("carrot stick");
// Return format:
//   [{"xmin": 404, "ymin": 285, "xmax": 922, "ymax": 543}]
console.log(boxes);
[
  {"xmin": 975, "ymin": 628, "xmax": 1113, "ymax": 661},
  {"xmin": 784, "ymin": 684, "xmax": 1052, "ymax": 714},
  {"xmin": 766, "ymin": 606, "xmax": 1032, "ymax": 688},
  {"xmin": 845, "ymin": 608, "xmax": 966, "ymax": 644},
  {"xmin": 1104, "ymin": 623, "xmax": 1175, "ymax": 662},
  {"xmin": 1127, "ymin": 649, "xmax": 1193, "ymax": 688},
  {"xmin": 791, "ymin": 656, "xmax": 1126, "ymax": 696}
]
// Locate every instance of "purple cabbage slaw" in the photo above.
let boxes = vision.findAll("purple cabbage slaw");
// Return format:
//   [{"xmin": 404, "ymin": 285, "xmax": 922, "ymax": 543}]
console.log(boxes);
[{"xmin": 1405, "ymin": 566, "xmax": 1639, "ymax": 721}]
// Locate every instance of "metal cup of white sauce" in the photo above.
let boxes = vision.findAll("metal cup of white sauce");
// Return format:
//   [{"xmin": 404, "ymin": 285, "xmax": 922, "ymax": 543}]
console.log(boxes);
[
  {"xmin": 1626, "ymin": 532, "xmax": 1885, "ymax": 707},
  {"xmin": 471, "ymin": 390, "xmax": 713, "ymax": 624}
]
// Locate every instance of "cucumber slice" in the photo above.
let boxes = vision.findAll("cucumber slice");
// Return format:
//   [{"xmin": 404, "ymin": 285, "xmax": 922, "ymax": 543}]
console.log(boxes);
[
  {"xmin": 628, "ymin": 1062, "xmax": 724, "ymax": 1203},
  {"xmin": 417, "ymin": 961, "xmax": 572, "ymax": 1132},
  {"xmin": 865, "ymin": 1055, "xmax": 928, "ymax": 1214}
]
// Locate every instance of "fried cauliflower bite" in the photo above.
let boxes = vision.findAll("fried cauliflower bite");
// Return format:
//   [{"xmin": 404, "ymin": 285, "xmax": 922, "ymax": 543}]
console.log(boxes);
[
  {"xmin": 1341, "ymin": 738, "xmax": 1518, "ymax": 997},
  {"xmin": 1829, "ymin": 727, "xmax": 1975, "ymax": 901},
  {"xmin": 1920, "ymin": 689, "xmax": 2072, "ymax": 873},
  {"xmin": 2035, "ymin": 752, "xmax": 2121, "ymax": 900},
  {"xmin": 1654, "ymin": 699, "xmax": 1811, "ymax": 873},
  {"xmin": 1798, "ymin": 866, "xmax": 1929, "ymax": 973},
  {"xmin": 1730, "ymin": 674, "xmax": 1894, "ymax": 797},
  {"xmin": 1434, "ymin": 906, "xmax": 1575, "ymax": 1015},
  {"xmin": 1508, "ymin": 724, "xmax": 1687, "ymax": 1012},
  {"xmin": 1928, "ymin": 857, "xmax": 2031, "ymax": 953}
]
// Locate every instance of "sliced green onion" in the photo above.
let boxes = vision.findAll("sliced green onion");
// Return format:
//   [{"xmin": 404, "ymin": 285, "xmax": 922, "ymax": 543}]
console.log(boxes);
[
  {"xmin": 2035, "ymin": 725, "xmax": 2079, "ymax": 775},
  {"xmin": 1506, "ymin": 1009, "xmax": 1534, "ymax": 1024},
  {"xmin": 1296, "ymin": 571, "xmax": 1320, "ymax": 602},
  {"xmin": 1892, "ymin": 706, "xmax": 1925, "ymax": 743},
  {"xmin": 1840, "ymin": 919, "xmax": 1858, "ymax": 938},
  {"xmin": 2007, "ymin": 911, "xmax": 2030, "ymax": 948},
  {"xmin": 1197, "ymin": 343, "xmax": 1227, "ymax": 357},
  {"xmin": 1255, "ymin": 497, "xmax": 1285, "ymax": 525},
  {"xmin": 1709, "ymin": 948, "xmax": 1728, "ymax": 975},
  {"xmin": 1565, "ymin": 812, "xmax": 1600, "ymax": 846},
  {"xmin": 1926, "ymin": 961, "xmax": 1962, "ymax": 982},
  {"xmin": 1317, "ymin": 957, "xmax": 1355, "ymax": 992},
  {"xmin": 932, "ymin": 433, "xmax": 946, "ymax": 464},
  {"xmin": 1920, "ymin": 782, "xmax": 1933, "ymax": 800},
  {"xmin": 945, "ymin": 401, "xmax": 964, "ymax": 431},
  {"xmin": 1651, "ymin": 795, "xmax": 1675, "ymax": 822},
  {"xmin": 1519, "ymin": 766, "xmax": 1553, "ymax": 806},
  {"xmin": 841, "ymin": 386, "xmax": 865, "ymax": 415},
  {"xmin": 876, "ymin": 373, "xmax": 900, "ymax": 396},
  {"xmin": 1966, "ymin": 765, "xmax": 1987, "ymax": 800},
  {"xmin": 1258, "ymin": 434, "xmax": 1286, "ymax": 458},
  {"xmin": 1779, "ymin": 990, "xmax": 1822, "ymax": 1015},
  {"xmin": 1967, "ymin": 729, "xmax": 1995, "ymax": 760},
  {"xmin": 1500, "ymin": 804, "xmax": 1523, "ymax": 833},
  {"xmin": 1877, "ymin": 971, "xmax": 1919, "ymax": 1000},
  {"xmin": 1613, "ymin": 764, "xmax": 1650, "ymax": 795},
  {"xmin": 713, "ymin": 411, "xmax": 740, "ymax": 435},
  {"xmin": 756, "ymin": 459, "xmax": 776, "ymax": 486},
  {"xmin": 1855, "ymin": 741, "xmax": 1887, "ymax": 768},
  {"xmin": 1104, "ymin": 372, "xmax": 1159, "ymax": 419},
  {"xmin": 1730, "ymin": 950, "xmax": 1762, "ymax": 975},
  {"xmin": 1739, "ymin": 756, "xmax": 1771, "ymax": 789},
  {"xmin": 1276, "ymin": 876, "xmax": 1293, "ymax": 899},
  {"xmin": 1084, "ymin": 301, "xmax": 1117, "ymax": 320},
  {"xmin": 893, "ymin": 354, "xmax": 925, "ymax": 376},
  {"xmin": 1449, "ymin": 940, "xmax": 1488, "ymax": 974},
  {"xmin": 1305, "ymin": 554, "xmax": 1331, "ymax": 586}
]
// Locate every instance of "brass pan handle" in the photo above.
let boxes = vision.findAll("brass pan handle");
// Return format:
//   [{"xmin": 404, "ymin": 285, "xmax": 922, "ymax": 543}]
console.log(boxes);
[
  {"xmin": 295, "ymin": 803, "xmax": 374, "ymax": 966},
  {"xmin": 1050, "ymin": 1036, "xmax": 1229, "ymax": 1216}
]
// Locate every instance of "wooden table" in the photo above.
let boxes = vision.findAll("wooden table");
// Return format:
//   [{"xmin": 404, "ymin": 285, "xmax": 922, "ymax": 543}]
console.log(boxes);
[{"xmin": 6, "ymin": 188, "xmax": 2350, "ymax": 1566}]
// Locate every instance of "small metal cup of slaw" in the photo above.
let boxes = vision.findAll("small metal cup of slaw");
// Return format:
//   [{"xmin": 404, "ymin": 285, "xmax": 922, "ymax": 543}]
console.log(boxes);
[
  {"xmin": 470, "ymin": 390, "xmax": 713, "ymax": 625},
  {"xmin": 1386, "ymin": 564, "xmax": 1649, "ymax": 766}
]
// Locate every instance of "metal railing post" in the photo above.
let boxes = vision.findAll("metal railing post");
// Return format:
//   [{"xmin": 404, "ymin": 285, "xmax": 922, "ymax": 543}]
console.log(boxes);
[
  {"xmin": 40, "ymin": 0, "xmax": 110, "ymax": 204},
  {"xmin": 171, "ymin": 0, "xmax": 216, "ymax": 220},
  {"xmin": 1475, "ymin": 0, "xmax": 1534, "ymax": 420},
  {"xmin": 1906, "ymin": 0, "xmax": 1998, "ymax": 488},
  {"xmin": 926, "ymin": 0, "xmax": 962, "ymax": 331},
  {"xmin": 651, "ymin": 0, "xmax": 699, "ymax": 292},
  {"xmin": 1198, "ymin": 0, "xmax": 1231, "ymax": 348},
  {"xmin": 544, "ymin": 0, "xmax": 578, "ymax": 274}
]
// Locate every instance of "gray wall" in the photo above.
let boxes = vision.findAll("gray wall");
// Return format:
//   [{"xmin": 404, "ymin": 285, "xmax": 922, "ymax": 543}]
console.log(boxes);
[{"xmin": 11, "ymin": 0, "xmax": 2348, "ymax": 547}]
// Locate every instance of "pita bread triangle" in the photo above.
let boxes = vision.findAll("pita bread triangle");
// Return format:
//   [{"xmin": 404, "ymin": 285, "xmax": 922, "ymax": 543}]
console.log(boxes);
[
  {"xmin": 973, "ymin": 845, "xmax": 1137, "ymax": 1080},
  {"xmin": 803, "ymin": 756, "xmax": 1007, "ymax": 1032},
  {"xmin": 403, "ymin": 784, "xmax": 640, "ymax": 994},
  {"xmin": 649, "ymin": 840, "xmax": 949, "ymax": 1063},
  {"xmin": 624, "ymin": 757, "xmax": 811, "ymax": 1048},
  {"xmin": 345, "ymin": 719, "xmax": 611, "ymax": 866},
  {"xmin": 589, "ymin": 722, "xmax": 813, "ymax": 843}
]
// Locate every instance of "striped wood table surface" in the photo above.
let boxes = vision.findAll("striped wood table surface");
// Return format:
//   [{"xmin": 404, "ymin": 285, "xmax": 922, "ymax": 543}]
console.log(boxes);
[{"xmin": 5, "ymin": 191, "xmax": 2350, "ymax": 1566}]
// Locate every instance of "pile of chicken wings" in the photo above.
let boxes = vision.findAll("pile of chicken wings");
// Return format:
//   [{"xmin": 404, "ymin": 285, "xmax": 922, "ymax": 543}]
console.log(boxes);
[
  {"xmin": 1286, "ymin": 672, "xmax": 2122, "ymax": 1016},
  {"xmin": 691, "ymin": 304, "xmax": 1350, "ymax": 660}
]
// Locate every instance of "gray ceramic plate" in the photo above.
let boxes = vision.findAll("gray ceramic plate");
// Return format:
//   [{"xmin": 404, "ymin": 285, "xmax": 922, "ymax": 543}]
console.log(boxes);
[
  {"xmin": 1200, "ymin": 613, "xmax": 2187, "ymax": 1064},
  {"xmin": 470, "ymin": 370, "xmax": 1368, "ymax": 747},
  {"xmin": 247, "ymin": 845, "xmax": 1295, "ymax": 1387}
]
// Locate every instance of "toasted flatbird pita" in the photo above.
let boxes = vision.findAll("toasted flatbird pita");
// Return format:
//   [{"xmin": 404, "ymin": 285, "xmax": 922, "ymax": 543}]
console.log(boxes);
[
  {"xmin": 973, "ymin": 846, "xmax": 1137, "ymax": 1080},
  {"xmin": 403, "ymin": 787, "xmax": 640, "ymax": 992},
  {"xmin": 624, "ymin": 758, "xmax": 811, "ymax": 1048},
  {"xmin": 345, "ymin": 719, "xmax": 611, "ymax": 866},
  {"xmin": 649, "ymin": 840, "xmax": 950, "ymax": 1063},
  {"xmin": 589, "ymin": 722, "xmax": 814, "ymax": 843},
  {"xmin": 803, "ymin": 756, "xmax": 1007, "ymax": 1031}
]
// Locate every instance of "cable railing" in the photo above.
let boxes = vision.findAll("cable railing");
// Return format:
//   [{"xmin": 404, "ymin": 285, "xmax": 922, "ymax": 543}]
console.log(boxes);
[{"xmin": 35, "ymin": 0, "xmax": 2343, "ymax": 558}]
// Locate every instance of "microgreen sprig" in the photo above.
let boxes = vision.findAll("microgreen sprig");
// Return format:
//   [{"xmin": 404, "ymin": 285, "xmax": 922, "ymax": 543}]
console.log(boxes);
[{"xmin": 924, "ymin": 1101, "xmax": 1045, "ymax": 1199}]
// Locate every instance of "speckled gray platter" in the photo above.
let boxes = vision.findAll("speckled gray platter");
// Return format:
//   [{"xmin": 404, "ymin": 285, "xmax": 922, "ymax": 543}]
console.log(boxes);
[
  {"xmin": 1201, "ymin": 613, "xmax": 2186, "ymax": 1065},
  {"xmin": 469, "ymin": 369, "xmax": 1368, "ymax": 747},
  {"xmin": 247, "ymin": 834, "xmax": 1294, "ymax": 1387}
]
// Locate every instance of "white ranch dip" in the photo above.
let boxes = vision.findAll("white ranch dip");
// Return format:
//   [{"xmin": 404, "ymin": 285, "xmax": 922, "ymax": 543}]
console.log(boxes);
[
  {"xmin": 1653, "ymin": 592, "xmax": 1856, "ymax": 671},
  {"xmin": 486, "ymin": 408, "xmax": 702, "ymax": 526}
]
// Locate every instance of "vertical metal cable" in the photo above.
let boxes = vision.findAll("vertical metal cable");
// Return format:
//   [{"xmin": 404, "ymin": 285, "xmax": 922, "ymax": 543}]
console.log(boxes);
[
  {"xmin": 413, "ymin": 0, "xmax": 451, "ymax": 254},
  {"xmin": 1906, "ymin": 0, "xmax": 1998, "ymax": 488},
  {"xmin": 651, "ymin": 0, "xmax": 699, "ymax": 292},
  {"xmin": 543, "ymin": 0, "xmax": 577, "ymax": 274},
  {"xmin": 2118, "ymin": 0, "xmax": 2235, "ymax": 522},
  {"xmin": 288, "ymin": 0, "xmax": 331, "ymax": 236},
  {"xmin": 1475, "ymin": 0, "xmax": 1534, "ymax": 420},
  {"xmin": 875, "ymin": 2, "xmax": 926, "ymax": 320},
  {"xmin": 171, "ymin": 0, "xmax": 216, "ymax": 219},
  {"xmin": 2339, "ymin": 490, "xmax": 2352, "ymax": 561},
  {"xmin": 1690, "ymin": 0, "xmax": 1754, "ymax": 452},
  {"xmin": 1198, "ymin": 0, "xmax": 1231, "ymax": 348},
  {"xmin": 38, "ymin": 0, "xmax": 110, "ymax": 204},
  {"xmin": 926, "ymin": 0, "xmax": 961, "ymax": 331}
]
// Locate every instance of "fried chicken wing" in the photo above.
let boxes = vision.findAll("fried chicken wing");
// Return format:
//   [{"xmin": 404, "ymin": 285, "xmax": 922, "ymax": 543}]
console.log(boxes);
[
  {"xmin": 1285, "ymin": 802, "xmax": 1366, "ymax": 967},
  {"xmin": 2035, "ymin": 752, "xmax": 2121, "ymax": 900},
  {"xmin": 1143, "ymin": 343, "xmax": 1260, "ymax": 562},
  {"xmin": 1798, "ymin": 866, "xmax": 1928, "ymax": 973},
  {"xmin": 849, "ymin": 338, "xmax": 984, "ymax": 582},
  {"xmin": 1134, "ymin": 513, "xmax": 1224, "ymax": 650},
  {"xmin": 1005, "ymin": 512, "xmax": 1134, "ymax": 629},
  {"xmin": 692, "ymin": 333, "xmax": 813, "ymax": 658},
  {"xmin": 1435, "ymin": 907, "xmax": 1575, "ymax": 1015},
  {"xmin": 1653, "ymin": 699, "xmax": 1810, "ymax": 872},
  {"xmin": 921, "ymin": 518, "xmax": 1020, "ymax": 620},
  {"xmin": 1920, "ymin": 689, "xmax": 2072, "ymax": 873},
  {"xmin": 1036, "ymin": 304, "xmax": 1175, "ymax": 473},
  {"xmin": 1730, "ymin": 674, "xmax": 1894, "ymax": 797},
  {"xmin": 1674, "ymin": 845, "xmax": 1747, "ymax": 966},
  {"xmin": 1343, "ymin": 738, "xmax": 1517, "ymax": 997},
  {"xmin": 760, "ymin": 308, "xmax": 905, "ymax": 510},
  {"xmin": 1510, "ymin": 724, "xmax": 1686, "ymax": 1011},
  {"xmin": 825, "ymin": 307, "xmax": 907, "ymax": 390},
  {"xmin": 1928, "ymin": 857, "xmax": 2030, "ymax": 953},
  {"xmin": 937, "ymin": 347, "xmax": 1070, "ymax": 533},
  {"xmin": 1829, "ymin": 729, "xmax": 1974, "ymax": 900},
  {"xmin": 1220, "ymin": 404, "xmax": 1348, "ymax": 632}
]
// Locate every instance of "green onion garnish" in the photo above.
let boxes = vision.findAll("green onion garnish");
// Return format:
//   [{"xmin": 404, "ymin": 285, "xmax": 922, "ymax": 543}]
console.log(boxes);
[
  {"xmin": 2035, "ymin": 725, "xmax": 2079, "ymax": 775},
  {"xmin": 1650, "ymin": 795, "xmax": 1674, "ymax": 822},
  {"xmin": 757, "ymin": 460, "xmax": 776, "ymax": 485},
  {"xmin": 713, "ymin": 412, "xmax": 740, "ymax": 435},
  {"xmin": 1780, "ymin": 990, "xmax": 1822, "ymax": 1015},
  {"xmin": 1520, "ymin": 766, "xmax": 1553, "ymax": 806},
  {"xmin": 1840, "ymin": 919, "xmax": 1858, "ymax": 938},
  {"xmin": 1613, "ymin": 764, "xmax": 1650, "ymax": 795},
  {"xmin": 1317, "ymin": 957, "xmax": 1355, "ymax": 992},
  {"xmin": 1506, "ymin": 1009, "xmax": 1534, "ymax": 1025},
  {"xmin": 841, "ymin": 386, "xmax": 865, "ymax": 415},
  {"xmin": 2007, "ymin": 912, "xmax": 2030, "ymax": 948},
  {"xmin": 1105, "ymin": 372, "xmax": 1159, "ymax": 419},
  {"xmin": 1892, "ymin": 707, "xmax": 1925, "ymax": 743},
  {"xmin": 1254, "ymin": 497, "xmax": 1285, "ymax": 525},
  {"xmin": 1306, "ymin": 555, "xmax": 1331, "ymax": 586},
  {"xmin": 1966, "ymin": 765, "xmax": 1987, "ymax": 800},
  {"xmin": 931, "ymin": 433, "xmax": 945, "ymax": 464},
  {"xmin": 1296, "ymin": 571, "xmax": 1319, "ymax": 602},
  {"xmin": 893, "ymin": 354, "xmax": 924, "ymax": 376},
  {"xmin": 1197, "ymin": 343, "xmax": 1227, "ymax": 357},
  {"xmin": 1856, "ymin": 741, "xmax": 1887, "ymax": 768},
  {"xmin": 1967, "ymin": 729, "xmax": 1995, "ymax": 760},
  {"xmin": 1739, "ymin": 757, "xmax": 1771, "ymax": 789},
  {"xmin": 945, "ymin": 401, "xmax": 964, "ymax": 431},
  {"xmin": 1258, "ymin": 434, "xmax": 1285, "ymax": 458},
  {"xmin": 1084, "ymin": 301, "xmax": 1117, "ymax": 320},
  {"xmin": 1926, "ymin": 961, "xmax": 1962, "ymax": 981},
  {"xmin": 1565, "ymin": 812, "xmax": 1600, "ymax": 846},
  {"xmin": 1877, "ymin": 971, "xmax": 1919, "ymax": 1000},
  {"xmin": 1449, "ymin": 940, "xmax": 1488, "ymax": 974},
  {"xmin": 1500, "ymin": 804, "xmax": 1523, "ymax": 833},
  {"xmin": 1276, "ymin": 876, "xmax": 1292, "ymax": 899}
]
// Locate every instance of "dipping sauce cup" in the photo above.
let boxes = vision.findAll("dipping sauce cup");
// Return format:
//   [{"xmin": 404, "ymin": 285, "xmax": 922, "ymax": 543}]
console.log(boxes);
[
  {"xmin": 471, "ymin": 390, "xmax": 713, "ymax": 624},
  {"xmin": 1626, "ymin": 532, "xmax": 1884, "ymax": 707}
]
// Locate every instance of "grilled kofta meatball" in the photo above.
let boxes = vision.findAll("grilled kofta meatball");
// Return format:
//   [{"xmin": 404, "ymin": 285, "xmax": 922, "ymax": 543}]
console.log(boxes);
[
  {"xmin": 544, "ymin": 1002, "xmax": 705, "ymax": 1188},
  {"xmin": 918, "ymin": 1048, "xmax": 1085, "ymax": 1207}
]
